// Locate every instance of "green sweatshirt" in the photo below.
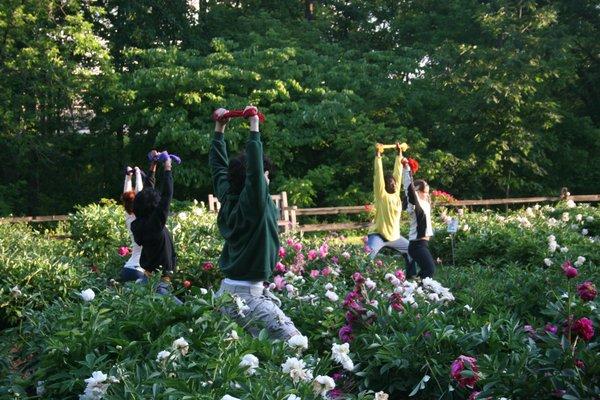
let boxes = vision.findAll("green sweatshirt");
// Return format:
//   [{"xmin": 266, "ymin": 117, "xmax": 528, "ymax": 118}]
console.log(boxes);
[{"xmin": 209, "ymin": 131, "xmax": 280, "ymax": 281}]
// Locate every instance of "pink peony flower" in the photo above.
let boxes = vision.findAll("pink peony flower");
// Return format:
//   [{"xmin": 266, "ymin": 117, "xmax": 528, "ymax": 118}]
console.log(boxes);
[
  {"xmin": 577, "ymin": 281, "xmax": 597, "ymax": 301},
  {"xmin": 562, "ymin": 261, "xmax": 578, "ymax": 279},
  {"xmin": 342, "ymin": 251, "xmax": 351, "ymax": 259},
  {"xmin": 450, "ymin": 355, "xmax": 479, "ymax": 388},
  {"xmin": 338, "ymin": 324, "xmax": 354, "ymax": 343},
  {"xmin": 275, "ymin": 262, "xmax": 286, "ymax": 273},
  {"xmin": 278, "ymin": 247, "xmax": 286, "ymax": 258},
  {"xmin": 328, "ymin": 388, "xmax": 344, "ymax": 399},
  {"xmin": 202, "ymin": 262, "xmax": 214, "ymax": 271},
  {"xmin": 319, "ymin": 243, "xmax": 329, "ymax": 258},
  {"xmin": 118, "ymin": 246, "xmax": 131, "ymax": 257},
  {"xmin": 363, "ymin": 245, "xmax": 372, "ymax": 254},
  {"xmin": 343, "ymin": 291, "xmax": 364, "ymax": 312},
  {"xmin": 544, "ymin": 323, "xmax": 558, "ymax": 335},
  {"xmin": 310, "ymin": 269, "xmax": 320, "ymax": 278},
  {"xmin": 293, "ymin": 242, "xmax": 303, "ymax": 252},
  {"xmin": 394, "ymin": 270, "xmax": 406, "ymax": 281},
  {"xmin": 331, "ymin": 256, "xmax": 339, "ymax": 264},
  {"xmin": 524, "ymin": 325, "xmax": 535, "ymax": 336},
  {"xmin": 362, "ymin": 236, "xmax": 369, "ymax": 244},
  {"xmin": 468, "ymin": 392, "xmax": 481, "ymax": 400},
  {"xmin": 375, "ymin": 259, "xmax": 383, "ymax": 267},
  {"xmin": 273, "ymin": 275, "xmax": 286, "ymax": 291},
  {"xmin": 321, "ymin": 266, "xmax": 332, "ymax": 277},
  {"xmin": 308, "ymin": 250, "xmax": 318, "ymax": 261},
  {"xmin": 573, "ymin": 317, "xmax": 595, "ymax": 341},
  {"xmin": 286, "ymin": 238, "xmax": 294, "ymax": 246},
  {"xmin": 352, "ymin": 272, "xmax": 365, "ymax": 285},
  {"xmin": 345, "ymin": 311, "xmax": 358, "ymax": 324}
]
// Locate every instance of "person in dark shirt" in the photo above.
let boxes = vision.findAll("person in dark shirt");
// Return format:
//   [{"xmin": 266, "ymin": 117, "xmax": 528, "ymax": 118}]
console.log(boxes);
[
  {"xmin": 210, "ymin": 106, "xmax": 302, "ymax": 341},
  {"xmin": 131, "ymin": 154, "xmax": 180, "ymax": 302}
]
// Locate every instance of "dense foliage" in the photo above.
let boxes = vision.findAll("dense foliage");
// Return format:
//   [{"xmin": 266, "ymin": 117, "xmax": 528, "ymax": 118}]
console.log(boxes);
[
  {"xmin": 1, "ymin": 0, "xmax": 599, "ymax": 215},
  {"xmin": 1, "ymin": 200, "xmax": 598, "ymax": 398}
]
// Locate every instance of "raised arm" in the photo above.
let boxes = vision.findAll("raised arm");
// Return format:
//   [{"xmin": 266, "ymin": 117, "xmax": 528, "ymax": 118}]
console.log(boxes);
[
  {"xmin": 240, "ymin": 112, "xmax": 267, "ymax": 209},
  {"xmin": 146, "ymin": 159, "xmax": 174, "ymax": 233},
  {"xmin": 134, "ymin": 167, "xmax": 144, "ymax": 193},
  {"xmin": 402, "ymin": 160, "xmax": 418, "ymax": 206},
  {"xmin": 393, "ymin": 143, "xmax": 403, "ymax": 194},
  {"xmin": 373, "ymin": 146, "xmax": 386, "ymax": 200},
  {"xmin": 209, "ymin": 108, "xmax": 230, "ymax": 201},
  {"xmin": 123, "ymin": 167, "xmax": 133, "ymax": 193}
]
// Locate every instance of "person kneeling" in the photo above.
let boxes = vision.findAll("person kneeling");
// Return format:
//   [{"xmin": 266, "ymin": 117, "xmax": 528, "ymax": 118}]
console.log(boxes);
[
  {"xmin": 131, "ymin": 154, "xmax": 181, "ymax": 304},
  {"xmin": 210, "ymin": 106, "xmax": 301, "ymax": 340}
]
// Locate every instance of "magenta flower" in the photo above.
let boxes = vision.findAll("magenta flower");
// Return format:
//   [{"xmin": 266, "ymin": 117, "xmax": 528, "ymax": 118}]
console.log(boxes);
[
  {"xmin": 389, "ymin": 293, "xmax": 404, "ymax": 312},
  {"xmin": 331, "ymin": 256, "xmax": 339, "ymax": 264},
  {"xmin": 575, "ymin": 359, "xmax": 585, "ymax": 369},
  {"xmin": 362, "ymin": 236, "xmax": 369, "ymax": 244},
  {"xmin": 118, "ymin": 246, "xmax": 131, "ymax": 257},
  {"xmin": 345, "ymin": 311, "xmax": 358, "ymax": 324},
  {"xmin": 310, "ymin": 269, "xmax": 320, "ymax": 278},
  {"xmin": 573, "ymin": 317, "xmax": 595, "ymax": 341},
  {"xmin": 544, "ymin": 323, "xmax": 558, "ymax": 335},
  {"xmin": 524, "ymin": 325, "xmax": 535, "ymax": 336},
  {"xmin": 308, "ymin": 250, "xmax": 318, "ymax": 261},
  {"xmin": 394, "ymin": 270, "xmax": 406, "ymax": 281},
  {"xmin": 352, "ymin": 272, "xmax": 365, "ymax": 285},
  {"xmin": 275, "ymin": 262, "xmax": 286, "ymax": 273},
  {"xmin": 278, "ymin": 247, "xmax": 286, "ymax": 258},
  {"xmin": 450, "ymin": 355, "xmax": 479, "ymax": 388},
  {"xmin": 293, "ymin": 242, "xmax": 303, "ymax": 252},
  {"xmin": 562, "ymin": 261, "xmax": 578, "ymax": 279},
  {"xmin": 343, "ymin": 291, "xmax": 364, "ymax": 312},
  {"xmin": 363, "ymin": 245, "xmax": 372, "ymax": 254},
  {"xmin": 375, "ymin": 259, "xmax": 383, "ymax": 267},
  {"xmin": 577, "ymin": 281, "xmax": 597, "ymax": 301},
  {"xmin": 338, "ymin": 324, "xmax": 354, "ymax": 343},
  {"xmin": 328, "ymin": 388, "xmax": 344, "ymax": 399},
  {"xmin": 468, "ymin": 391, "xmax": 481, "ymax": 400},
  {"xmin": 321, "ymin": 266, "xmax": 332, "ymax": 277},
  {"xmin": 286, "ymin": 238, "xmax": 294, "ymax": 246},
  {"xmin": 202, "ymin": 262, "xmax": 214, "ymax": 271}
]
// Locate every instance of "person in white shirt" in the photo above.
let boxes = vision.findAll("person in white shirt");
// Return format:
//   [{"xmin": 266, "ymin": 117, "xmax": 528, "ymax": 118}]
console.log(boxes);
[
  {"xmin": 402, "ymin": 158, "xmax": 436, "ymax": 279},
  {"xmin": 119, "ymin": 162, "xmax": 155, "ymax": 282}
]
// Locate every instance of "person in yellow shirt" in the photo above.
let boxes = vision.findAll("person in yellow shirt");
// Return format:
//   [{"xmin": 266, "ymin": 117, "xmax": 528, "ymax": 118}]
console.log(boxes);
[{"xmin": 367, "ymin": 143, "xmax": 410, "ymax": 262}]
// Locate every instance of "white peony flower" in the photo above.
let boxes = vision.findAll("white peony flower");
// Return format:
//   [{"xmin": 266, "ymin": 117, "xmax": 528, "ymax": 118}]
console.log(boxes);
[
  {"xmin": 365, "ymin": 278, "xmax": 377, "ymax": 290},
  {"xmin": 178, "ymin": 212, "xmax": 188, "ymax": 220},
  {"xmin": 10, "ymin": 286, "xmax": 22, "ymax": 298},
  {"xmin": 324, "ymin": 283, "xmax": 334, "ymax": 291},
  {"xmin": 221, "ymin": 396, "xmax": 240, "ymax": 400},
  {"xmin": 226, "ymin": 330, "xmax": 239, "ymax": 341},
  {"xmin": 543, "ymin": 258, "xmax": 553, "ymax": 267},
  {"xmin": 325, "ymin": 290, "xmax": 339, "ymax": 302},
  {"xmin": 36, "ymin": 381, "xmax": 45, "ymax": 396},
  {"xmin": 525, "ymin": 207, "xmax": 534, "ymax": 216},
  {"xmin": 281, "ymin": 357, "xmax": 313, "ymax": 382},
  {"xmin": 234, "ymin": 296, "xmax": 250, "ymax": 317},
  {"xmin": 287, "ymin": 395, "xmax": 301, "ymax": 400},
  {"xmin": 172, "ymin": 337, "xmax": 189, "ymax": 355},
  {"xmin": 342, "ymin": 251, "xmax": 351, "ymax": 259},
  {"xmin": 462, "ymin": 224, "xmax": 470, "ymax": 232},
  {"xmin": 80, "ymin": 371, "xmax": 116, "ymax": 400},
  {"xmin": 285, "ymin": 284, "xmax": 297, "ymax": 297},
  {"xmin": 534, "ymin": 204, "xmax": 541, "ymax": 210},
  {"xmin": 331, "ymin": 343, "xmax": 354, "ymax": 371},
  {"xmin": 582, "ymin": 228, "xmax": 589, "ymax": 236},
  {"xmin": 547, "ymin": 218, "xmax": 558, "ymax": 227},
  {"xmin": 156, "ymin": 350, "xmax": 171, "ymax": 363},
  {"xmin": 566, "ymin": 200, "xmax": 576, "ymax": 208},
  {"xmin": 374, "ymin": 392, "xmax": 389, "ymax": 400},
  {"xmin": 561, "ymin": 212, "xmax": 570, "ymax": 222},
  {"xmin": 576, "ymin": 214, "xmax": 583, "ymax": 222},
  {"xmin": 239, "ymin": 354, "xmax": 259, "ymax": 375},
  {"xmin": 325, "ymin": 306, "xmax": 334, "ymax": 312},
  {"xmin": 548, "ymin": 241, "xmax": 558, "ymax": 253},
  {"xmin": 464, "ymin": 304, "xmax": 473, "ymax": 312},
  {"xmin": 560, "ymin": 246, "xmax": 569, "ymax": 253},
  {"xmin": 313, "ymin": 375, "xmax": 335, "ymax": 398},
  {"xmin": 287, "ymin": 335, "xmax": 309, "ymax": 351},
  {"xmin": 80, "ymin": 289, "xmax": 95, "ymax": 302},
  {"xmin": 574, "ymin": 256, "xmax": 586, "ymax": 267},
  {"xmin": 586, "ymin": 216, "xmax": 594, "ymax": 222},
  {"xmin": 200, "ymin": 288, "xmax": 208, "ymax": 295}
]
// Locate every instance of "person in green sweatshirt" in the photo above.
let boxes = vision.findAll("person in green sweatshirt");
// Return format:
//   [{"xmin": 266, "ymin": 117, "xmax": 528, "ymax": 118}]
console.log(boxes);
[
  {"xmin": 367, "ymin": 143, "xmax": 411, "ymax": 261},
  {"xmin": 209, "ymin": 106, "xmax": 302, "ymax": 341}
]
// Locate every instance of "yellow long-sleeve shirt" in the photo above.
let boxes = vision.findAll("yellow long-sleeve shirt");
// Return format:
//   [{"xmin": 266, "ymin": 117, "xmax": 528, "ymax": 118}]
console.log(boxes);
[{"xmin": 369, "ymin": 154, "xmax": 403, "ymax": 241}]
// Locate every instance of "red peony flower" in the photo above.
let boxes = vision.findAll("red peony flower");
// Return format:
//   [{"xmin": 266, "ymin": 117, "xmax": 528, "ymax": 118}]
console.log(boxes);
[
  {"xmin": 183, "ymin": 280, "xmax": 191, "ymax": 289},
  {"xmin": 573, "ymin": 317, "xmax": 595, "ymax": 341},
  {"xmin": 577, "ymin": 281, "xmax": 597, "ymax": 301},
  {"xmin": 561, "ymin": 261, "xmax": 578, "ymax": 279},
  {"xmin": 118, "ymin": 246, "xmax": 131, "ymax": 257},
  {"xmin": 202, "ymin": 262, "xmax": 214, "ymax": 271},
  {"xmin": 450, "ymin": 355, "xmax": 479, "ymax": 388}
]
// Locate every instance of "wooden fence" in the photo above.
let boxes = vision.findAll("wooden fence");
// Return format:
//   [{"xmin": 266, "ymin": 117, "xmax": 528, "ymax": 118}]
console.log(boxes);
[{"xmin": 1, "ymin": 189, "xmax": 598, "ymax": 235}]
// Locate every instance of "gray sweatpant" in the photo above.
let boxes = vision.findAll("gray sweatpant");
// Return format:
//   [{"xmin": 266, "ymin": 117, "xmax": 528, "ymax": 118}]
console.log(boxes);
[{"xmin": 215, "ymin": 280, "xmax": 301, "ymax": 341}]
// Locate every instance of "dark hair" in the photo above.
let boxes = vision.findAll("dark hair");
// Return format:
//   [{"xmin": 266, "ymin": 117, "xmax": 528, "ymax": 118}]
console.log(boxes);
[
  {"xmin": 384, "ymin": 174, "xmax": 396, "ymax": 193},
  {"xmin": 413, "ymin": 179, "xmax": 428, "ymax": 192},
  {"xmin": 133, "ymin": 188, "xmax": 161, "ymax": 218},
  {"xmin": 227, "ymin": 153, "xmax": 274, "ymax": 194},
  {"xmin": 121, "ymin": 191, "xmax": 136, "ymax": 214}
]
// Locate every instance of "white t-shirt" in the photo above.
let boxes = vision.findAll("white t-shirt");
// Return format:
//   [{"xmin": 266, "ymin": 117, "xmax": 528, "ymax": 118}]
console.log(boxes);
[{"xmin": 124, "ymin": 213, "xmax": 144, "ymax": 271}]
